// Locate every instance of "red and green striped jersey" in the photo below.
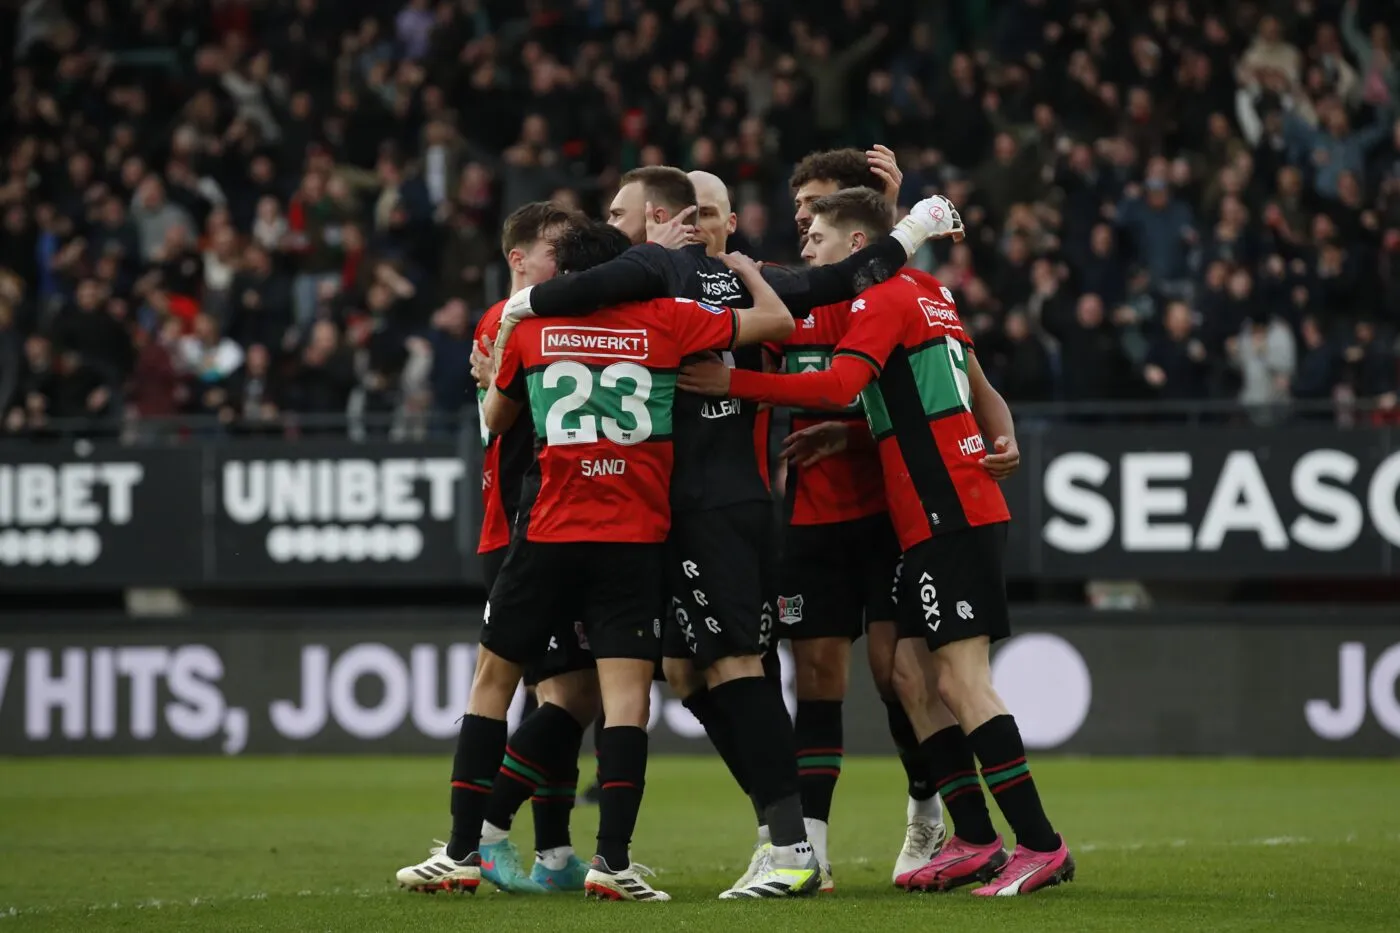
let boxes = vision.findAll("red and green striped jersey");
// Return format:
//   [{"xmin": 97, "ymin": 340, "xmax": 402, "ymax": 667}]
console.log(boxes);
[
  {"xmin": 474, "ymin": 299, "xmax": 531, "ymax": 554},
  {"xmin": 774, "ymin": 302, "xmax": 887, "ymax": 526},
  {"xmin": 494, "ymin": 297, "xmax": 738, "ymax": 543},
  {"xmin": 835, "ymin": 270, "xmax": 1009, "ymax": 549}
]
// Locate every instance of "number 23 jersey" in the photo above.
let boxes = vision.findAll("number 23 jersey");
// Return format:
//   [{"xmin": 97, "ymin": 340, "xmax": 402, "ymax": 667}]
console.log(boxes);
[{"xmin": 495, "ymin": 298, "xmax": 739, "ymax": 544}]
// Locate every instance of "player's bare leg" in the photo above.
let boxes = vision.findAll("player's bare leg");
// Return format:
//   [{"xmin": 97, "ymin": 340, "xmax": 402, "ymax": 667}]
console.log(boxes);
[
  {"xmin": 792, "ymin": 635, "xmax": 849, "ymax": 891},
  {"xmin": 925, "ymin": 637, "xmax": 1073, "ymax": 895},
  {"xmin": 891, "ymin": 638, "xmax": 1005, "ymax": 890},
  {"xmin": 897, "ymin": 638, "xmax": 1072, "ymax": 894},
  {"xmin": 583, "ymin": 658, "xmax": 669, "ymax": 901},
  {"xmin": 871, "ymin": 623, "xmax": 946, "ymax": 883}
]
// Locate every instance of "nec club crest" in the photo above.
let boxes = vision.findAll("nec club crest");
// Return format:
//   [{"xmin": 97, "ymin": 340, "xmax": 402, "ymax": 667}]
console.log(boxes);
[{"xmin": 777, "ymin": 594, "xmax": 804, "ymax": 625}]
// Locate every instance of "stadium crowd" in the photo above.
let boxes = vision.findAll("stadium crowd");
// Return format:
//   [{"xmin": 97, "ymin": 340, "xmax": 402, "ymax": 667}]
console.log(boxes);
[{"xmin": 2, "ymin": 0, "xmax": 1400, "ymax": 437}]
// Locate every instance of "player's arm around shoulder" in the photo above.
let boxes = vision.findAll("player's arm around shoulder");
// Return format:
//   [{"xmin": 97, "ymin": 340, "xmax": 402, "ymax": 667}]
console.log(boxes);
[
  {"xmin": 726, "ymin": 252, "xmax": 795, "ymax": 347},
  {"xmin": 965, "ymin": 349, "xmax": 1019, "ymax": 480}
]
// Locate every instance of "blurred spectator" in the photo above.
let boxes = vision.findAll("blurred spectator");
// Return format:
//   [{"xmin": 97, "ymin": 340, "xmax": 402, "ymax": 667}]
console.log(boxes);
[
  {"xmin": 1345, "ymin": 320, "xmax": 1398, "ymax": 406},
  {"xmin": 984, "ymin": 310, "xmax": 1054, "ymax": 404},
  {"xmin": 1, "ymin": 0, "xmax": 1398, "ymax": 438},
  {"xmin": 732, "ymin": 202, "xmax": 781, "ymax": 263},
  {"xmin": 224, "ymin": 343, "xmax": 282, "ymax": 434},
  {"xmin": 1230, "ymin": 316, "xmax": 1297, "ymax": 411},
  {"xmin": 424, "ymin": 298, "xmax": 474, "ymax": 418},
  {"xmin": 1144, "ymin": 300, "xmax": 1210, "ymax": 402},
  {"xmin": 287, "ymin": 320, "xmax": 355, "ymax": 423},
  {"xmin": 1293, "ymin": 316, "xmax": 1342, "ymax": 404},
  {"xmin": 1048, "ymin": 293, "xmax": 1136, "ymax": 403},
  {"xmin": 178, "ymin": 314, "xmax": 245, "ymax": 387},
  {"xmin": 1115, "ymin": 178, "xmax": 1197, "ymax": 292},
  {"xmin": 131, "ymin": 178, "xmax": 195, "ymax": 264},
  {"xmin": 126, "ymin": 318, "xmax": 186, "ymax": 422}
]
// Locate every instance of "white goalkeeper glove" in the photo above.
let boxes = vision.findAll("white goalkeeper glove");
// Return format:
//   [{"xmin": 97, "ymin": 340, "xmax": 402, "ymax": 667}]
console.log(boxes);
[
  {"xmin": 500, "ymin": 285, "xmax": 535, "ymax": 324},
  {"xmin": 891, "ymin": 195, "xmax": 965, "ymax": 257},
  {"xmin": 495, "ymin": 286, "xmax": 535, "ymax": 353}
]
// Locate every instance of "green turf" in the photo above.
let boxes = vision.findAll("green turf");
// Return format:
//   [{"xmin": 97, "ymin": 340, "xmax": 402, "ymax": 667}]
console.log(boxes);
[{"xmin": 1, "ymin": 756, "xmax": 1398, "ymax": 932}]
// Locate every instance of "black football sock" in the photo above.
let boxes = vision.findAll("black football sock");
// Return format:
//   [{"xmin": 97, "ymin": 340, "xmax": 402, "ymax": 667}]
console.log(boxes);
[
  {"xmin": 884, "ymin": 698, "xmax": 936, "ymax": 802},
  {"xmin": 591, "ymin": 716, "xmax": 604, "ymax": 785},
  {"xmin": 528, "ymin": 704, "xmax": 586, "ymax": 852},
  {"xmin": 795, "ymin": 699, "xmax": 843, "ymax": 823},
  {"xmin": 710, "ymin": 675, "xmax": 805, "ymax": 846},
  {"xmin": 922, "ymin": 725, "xmax": 997, "ymax": 845},
  {"xmin": 595, "ymin": 725, "xmax": 648, "ymax": 870},
  {"xmin": 683, "ymin": 687, "xmax": 753, "ymax": 797},
  {"xmin": 685, "ymin": 687, "xmax": 766, "ymax": 826},
  {"xmin": 533, "ymin": 760, "xmax": 578, "ymax": 852},
  {"xmin": 970, "ymin": 715, "xmax": 1059, "ymax": 853},
  {"xmin": 483, "ymin": 703, "xmax": 582, "ymax": 834},
  {"xmin": 448, "ymin": 714, "xmax": 507, "ymax": 860}
]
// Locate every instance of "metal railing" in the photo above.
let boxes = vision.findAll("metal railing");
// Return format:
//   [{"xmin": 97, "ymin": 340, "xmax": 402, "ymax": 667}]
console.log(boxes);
[{"xmin": 1, "ymin": 398, "xmax": 1394, "ymax": 446}]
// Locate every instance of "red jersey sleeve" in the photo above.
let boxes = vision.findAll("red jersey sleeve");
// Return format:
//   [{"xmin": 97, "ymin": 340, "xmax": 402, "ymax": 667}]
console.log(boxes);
[
  {"xmin": 831, "ymin": 293, "xmax": 908, "ymax": 376},
  {"xmin": 726, "ymin": 355, "xmax": 873, "ymax": 410},
  {"xmin": 493, "ymin": 330, "xmax": 527, "ymax": 401},
  {"xmin": 667, "ymin": 297, "xmax": 738, "ymax": 356}
]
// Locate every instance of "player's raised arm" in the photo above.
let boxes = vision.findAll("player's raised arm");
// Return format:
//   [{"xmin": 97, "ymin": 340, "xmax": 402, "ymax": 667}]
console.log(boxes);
[
  {"xmin": 760, "ymin": 195, "xmax": 965, "ymax": 317},
  {"xmin": 499, "ymin": 245, "xmax": 669, "ymax": 326}
]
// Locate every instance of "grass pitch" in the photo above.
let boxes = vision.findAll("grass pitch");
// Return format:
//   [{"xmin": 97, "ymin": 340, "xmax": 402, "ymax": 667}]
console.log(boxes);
[{"xmin": 1, "ymin": 756, "xmax": 1397, "ymax": 932}]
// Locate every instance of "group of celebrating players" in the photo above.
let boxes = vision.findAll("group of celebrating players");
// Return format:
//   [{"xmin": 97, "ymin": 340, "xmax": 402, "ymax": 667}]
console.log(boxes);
[{"xmin": 394, "ymin": 146, "xmax": 1075, "ymax": 902}]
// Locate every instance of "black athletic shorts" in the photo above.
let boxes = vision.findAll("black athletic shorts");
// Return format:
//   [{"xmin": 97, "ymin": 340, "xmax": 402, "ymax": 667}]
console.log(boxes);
[
  {"xmin": 482, "ymin": 546, "xmax": 594, "ymax": 686},
  {"xmin": 658, "ymin": 601, "xmax": 781, "ymax": 684},
  {"xmin": 665, "ymin": 502, "xmax": 775, "ymax": 669},
  {"xmin": 482, "ymin": 539, "xmax": 663, "ymax": 669},
  {"xmin": 894, "ymin": 523, "xmax": 1011, "ymax": 651},
  {"xmin": 776, "ymin": 512, "xmax": 901, "ymax": 641}
]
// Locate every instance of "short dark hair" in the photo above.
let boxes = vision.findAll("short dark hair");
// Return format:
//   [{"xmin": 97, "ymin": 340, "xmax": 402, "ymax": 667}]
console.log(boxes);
[
  {"xmin": 554, "ymin": 220, "xmax": 633, "ymax": 274},
  {"xmin": 809, "ymin": 188, "xmax": 895, "ymax": 237},
  {"xmin": 500, "ymin": 201, "xmax": 574, "ymax": 258},
  {"xmin": 789, "ymin": 149, "xmax": 883, "ymax": 194},
  {"xmin": 619, "ymin": 166, "xmax": 697, "ymax": 214}
]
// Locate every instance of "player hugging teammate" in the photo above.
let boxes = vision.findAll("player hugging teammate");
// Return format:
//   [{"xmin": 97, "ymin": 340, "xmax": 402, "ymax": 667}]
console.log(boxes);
[{"xmin": 396, "ymin": 146, "xmax": 1073, "ymax": 901}]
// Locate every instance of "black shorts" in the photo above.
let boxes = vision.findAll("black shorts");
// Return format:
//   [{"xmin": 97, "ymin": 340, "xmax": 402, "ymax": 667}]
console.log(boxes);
[
  {"xmin": 482, "ymin": 539, "xmax": 664, "ymax": 668},
  {"xmin": 665, "ymin": 502, "xmax": 775, "ymax": 669},
  {"xmin": 894, "ymin": 523, "xmax": 1011, "ymax": 651},
  {"xmin": 776, "ymin": 513, "xmax": 901, "ymax": 641},
  {"xmin": 482, "ymin": 546, "xmax": 594, "ymax": 687}
]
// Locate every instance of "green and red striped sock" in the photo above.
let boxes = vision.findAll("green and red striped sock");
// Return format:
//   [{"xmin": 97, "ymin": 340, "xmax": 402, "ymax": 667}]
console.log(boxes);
[
  {"xmin": 970, "ymin": 715, "xmax": 1058, "ymax": 853},
  {"xmin": 448, "ymin": 714, "xmax": 507, "ymax": 860},
  {"xmin": 922, "ymin": 725, "xmax": 997, "ymax": 845},
  {"xmin": 484, "ymin": 703, "xmax": 583, "ymax": 835},
  {"xmin": 795, "ymin": 700, "xmax": 844, "ymax": 823}
]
